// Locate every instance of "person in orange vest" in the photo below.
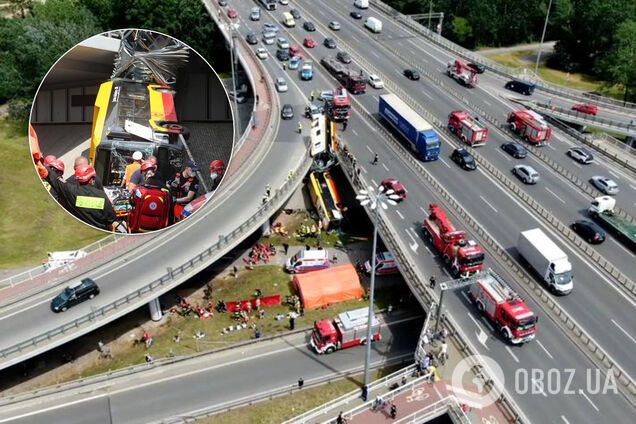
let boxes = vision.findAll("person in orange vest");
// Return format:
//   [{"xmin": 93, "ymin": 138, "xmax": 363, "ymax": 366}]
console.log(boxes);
[{"xmin": 123, "ymin": 151, "xmax": 144, "ymax": 190}]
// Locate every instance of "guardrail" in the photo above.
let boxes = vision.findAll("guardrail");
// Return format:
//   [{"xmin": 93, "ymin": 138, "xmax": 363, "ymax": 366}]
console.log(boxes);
[
  {"xmin": 531, "ymin": 103, "xmax": 636, "ymax": 135},
  {"xmin": 368, "ymin": 0, "xmax": 636, "ymax": 112}
]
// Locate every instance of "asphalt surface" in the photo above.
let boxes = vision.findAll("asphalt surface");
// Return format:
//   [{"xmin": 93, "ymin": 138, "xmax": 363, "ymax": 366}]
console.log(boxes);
[{"xmin": 0, "ymin": 316, "xmax": 422, "ymax": 424}]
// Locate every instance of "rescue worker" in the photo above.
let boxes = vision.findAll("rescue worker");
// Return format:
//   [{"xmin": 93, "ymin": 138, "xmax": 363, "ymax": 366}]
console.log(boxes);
[
  {"xmin": 209, "ymin": 159, "xmax": 225, "ymax": 188},
  {"xmin": 66, "ymin": 156, "xmax": 103, "ymax": 189},
  {"xmin": 123, "ymin": 151, "xmax": 143, "ymax": 189},
  {"xmin": 129, "ymin": 155, "xmax": 158, "ymax": 191},
  {"xmin": 297, "ymin": 121, "xmax": 303, "ymax": 134},
  {"xmin": 139, "ymin": 160, "xmax": 166, "ymax": 188},
  {"xmin": 45, "ymin": 163, "xmax": 116, "ymax": 231},
  {"xmin": 169, "ymin": 160, "xmax": 200, "ymax": 219},
  {"xmin": 42, "ymin": 156, "xmax": 66, "ymax": 204}
]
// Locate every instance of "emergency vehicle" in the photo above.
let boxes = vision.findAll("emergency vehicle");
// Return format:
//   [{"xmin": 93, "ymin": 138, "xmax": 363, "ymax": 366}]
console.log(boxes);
[
  {"xmin": 325, "ymin": 86, "xmax": 351, "ymax": 121},
  {"xmin": 507, "ymin": 110, "xmax": 552, "ymax": 145},
  {"xmin": 364, "ymin": 251, "xmax": 399, "ymax": 275},
  {"xmin": 446, "ymin": 59, "xmax": 478, "ymax": 87},
  {"xmin": 468, "ymin": 270, "xmax": 538, "ymax": 344},
  {"xmin": 447, "ymin": 111, "xmax": 489, "ymax": 146},
  {"xmin": 311, "ymin": 307, "xmax": 381, "ymax": 354},
  {"xmin": 423, "ymin": 204, "xmax": 484, "ymax": 277},
  {"xmin": 286, "ymin": 249, "xmax": 330, "ymax": 273}
]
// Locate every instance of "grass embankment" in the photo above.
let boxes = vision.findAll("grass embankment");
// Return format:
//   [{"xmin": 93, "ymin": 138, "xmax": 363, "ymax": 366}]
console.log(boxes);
[
  {"xmin": 65, "ymin": 265, "xmax": 399, "ymax": 380},
  {"xmin": 264, "ymin": 210, "xmax": 355, "ymax": 249},
  {"xmin": 484, "ymin": 50, "xmax": 624, "ymax": 99},
  {"xmin": 201, "ymin": 366, "xmax": 402, "ymax": 424},
  {"xmin": 0, "ymin": 119, "xmax": 103, "ymax": 269}
]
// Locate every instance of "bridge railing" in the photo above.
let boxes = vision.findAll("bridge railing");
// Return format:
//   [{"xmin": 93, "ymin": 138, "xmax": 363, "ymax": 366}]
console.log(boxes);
[{"xmin": 533, "ymin": 102, "xmax": 636, "ymax": 135}]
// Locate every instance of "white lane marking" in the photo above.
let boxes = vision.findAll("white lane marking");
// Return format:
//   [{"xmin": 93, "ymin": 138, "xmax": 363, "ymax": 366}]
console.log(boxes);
[
  {"xmin": 352, "ymin": 129, "xmax": 359, "ymax": 137},
  {"xmin": 571, "ymin": 162, "xmax": 582, "ymax": 169},
  {"xmin": 608, "ymin": 170, "xmax": 620, "ymax": 180},
  {"xmin": 439, "ymin": 158, "xmax": 451, "ymax": 168},
  {"xmin": 394, "ymin": 67, "xmax": 402, "ymax": 74},
  {"xmin": 483, "ymin": 100, "xmax": 492, "ymax": 107},
  {"xmin": 395, "ymin": 210, "xmax": 405, "ymax": 220},
  {"xmin": 629, "ymin": 184, "xmax": 636, "ymax": 191},
  {"xmin": 371, "ymin": 179, "xmax": 379, "ymax": 187},
  {"xmin": 547, "ymin": 144, "xmax": 557, "ymax": 151},
  {"xmin": 579, "ymin": 390, "xmax": 599, "ymax": 412},
  {"xmin": 373, "ymin": 95, "xmax": 379, "ymax": 102},
  {"xmin": 479, "ymin": 196, "xmax": 498, "ymax": 213},
  {"xmin": 366, "ymin": 145, "xmax": 374, "ymax": 154},
  {"xmin": 466, "ymin": 311, "xmax": 482, "ymax": 329},
  {"xmin": 420, "ymin": 90, "xmax": 434, "ymax": 100},
  {"xmin": 461, "ymin": 290, "xmax": 471, "ymax": 303},
  {"xmin": 371, "ymin": 51, "xmax": 380, "ymax": 59},
  {"xmin": 420, "ymin": 206, "xmax": 427, "ymax": 214},
  {"xmin": 561, "ymin": 415, "xmax": 571, "ymax": 424},
  {"xmin": 536, "ymin": 339, "xmax": 554, "ymax": 359},
  {"xmin": 382, "ymin": 163, "xmax": 389, "ymax": 171},
  {"xmin": 360, "ymin": 166, "xmax": 368, "ymax": 174},
  {"xmin": 505, "ymin": 346, "xmax": 519, "ymax": 363},
  {"xmin": 545, "ymin": 187, "xmax": 566, "ymax": 204},
  {"xmin": 404, "ymin": 228, "xmax": 420, "ymax": 254},
  {"xmin": 495, "ymin": 148, "xmax": 512, "ymax": 161},
  {"xmin": 611, "ymin": 319, "xmax": 636, "ymax": 344},
  {"xmin": 609, "ymin": 239, "xmax": 635, "ymax": 257},
  {"xmin": 480, "ymin": 317, "xmax": 494, "ymax": 331}
]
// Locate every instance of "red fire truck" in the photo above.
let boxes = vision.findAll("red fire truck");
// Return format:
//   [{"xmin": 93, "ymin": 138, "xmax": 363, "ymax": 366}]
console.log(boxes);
[
  {"xmin": 446, "ymin": 59, "xmax": 478, "ymax": 87},
  {"xmin": 310, "ymin": 307, "xmax": 381, "ymax": 354},
  {"xmin": 507, "ymin": 110, "xmax": 552, "ymax": 145},
  {"xmin": 320, "ymin": 56, "xmax": 367, "ymax": 94},
  {"xmin": 468, "ymin": 270, "xmax": 538, "ymax": 344},
  {"xmin": 447, "ymin": 111, "xmax": 489, "ymax": 146},
  {"xmin": 326, "ymin": 86, "xmax": 351, "ymax": 121},
  {"xmin": 423, "ymin": 204, "xmax": 485, "ymax": 278}
]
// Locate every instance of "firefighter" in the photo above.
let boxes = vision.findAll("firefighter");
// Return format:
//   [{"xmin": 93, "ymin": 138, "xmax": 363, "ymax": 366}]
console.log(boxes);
[
  {"xmin": 169, "ymin": 160, "xmax": 201, "ymax": 219},
  {"xmin": 123, "ymin": 151, "xmax": 143, "ymax": 189},
  {"xmin": 45, "ymin": 163, "xmax": 116, "ymax": 231},
  {"xmin": 42, "ymin": 156, "xmax": 66, "ymax": 205},
  {"xmin": 66, "ymin": 156, "xmax": 103, "ymax": 189},
  {"xmin": 297, "ymin": 121, "xmax": 303, "ymax": 133},
  {"xmin": 209, "ymin": 159, "xmax": 225, "ymax": 188}
]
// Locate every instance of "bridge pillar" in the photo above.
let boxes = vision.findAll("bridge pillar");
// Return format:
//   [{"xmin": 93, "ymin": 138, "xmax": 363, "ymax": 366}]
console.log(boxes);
[
  {"xmin": 148, "ymin": 297, "xmax": 162, "ymax": 321},
  {"xmin": 261, "ymin": 219, "xmax": 272, "ymax": 237}
]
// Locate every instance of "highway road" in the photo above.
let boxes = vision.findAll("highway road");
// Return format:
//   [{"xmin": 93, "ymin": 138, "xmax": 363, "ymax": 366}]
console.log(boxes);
[
  {"xmin": 0, "ymin": 316, "xmax": 422, "ymax": 424},
  {"xmin": 223, "ymin": 1, "xmax": 636, "ymax": 421}
]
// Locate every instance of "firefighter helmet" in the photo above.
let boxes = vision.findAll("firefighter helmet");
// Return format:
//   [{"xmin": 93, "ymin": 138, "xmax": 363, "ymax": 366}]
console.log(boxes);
[
  {"xmin": 140, "ymin": 161, "xmax": 157, "ymax": 172},
  {"xmin": 49, "ymin": 159, "xmax": 65, "ymax": 173},
  {"xmin": 74, "ymin": 164, "xmax": 96, "ymax": 183},
  {"xmin": 43, "ymin": 155, "xmax": 57, "ymax": 166}
]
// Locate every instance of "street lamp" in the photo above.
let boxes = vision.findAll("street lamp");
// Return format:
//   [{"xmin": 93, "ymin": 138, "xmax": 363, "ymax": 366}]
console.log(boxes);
[
  {"xmin": 356, "ymin": 185, "xmax": 401, "ymax": 387},
  {"xmin": 225, "ymin": 22, "xmax": 241, "ymax": 143},
  {"xmin": 535, "ymin": 0, "xmax": 553, "ymax": 75}
]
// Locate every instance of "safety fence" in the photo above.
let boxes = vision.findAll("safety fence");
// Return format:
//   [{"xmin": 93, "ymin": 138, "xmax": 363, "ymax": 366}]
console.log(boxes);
[
  {"xmin": 368, "ymin": 0, "xmax": 636, "ymax": 112},
  {"xmin": 530, "ymin": 103, "xmax": 636, "ymax": 134},
  {"xmin": 326, "ymin": 27, "xmax": 636, "ymax": 297}
]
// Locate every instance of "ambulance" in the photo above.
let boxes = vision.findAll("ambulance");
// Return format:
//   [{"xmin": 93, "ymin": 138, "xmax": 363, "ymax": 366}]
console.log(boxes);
[{"xmin": 286, "ymin": 249, "xmax": 330, "ymax": 273}]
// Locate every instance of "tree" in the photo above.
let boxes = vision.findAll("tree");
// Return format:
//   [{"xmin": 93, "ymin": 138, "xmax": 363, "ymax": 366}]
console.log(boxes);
[
  {"xmin": 7, "ymin": 0, "xmax": 34, "ymax": 18},
  {"xmin": 599, "ymin": 20, "xmax": 636, "ymax": 103},
  {"xmin": 451, "ymin": 16, "xmax": 473, "ymax": 45}
]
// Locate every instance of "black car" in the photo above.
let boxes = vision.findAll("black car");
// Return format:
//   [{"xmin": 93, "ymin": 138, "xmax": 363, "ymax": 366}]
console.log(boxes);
[
  {"xmin": 290, "ymin": 9, "xmax": 301, "ymax": 19},
  {"xmin": 505, "ymin": 80, "xmax": 535, "ymax": 95},
  {"xmin": 51, "ymin": 278, "xmax": 100, "ymax": 312},
  {"xmin": 571, "ymin": 219, "xmax": 606, "ymax": 244},
  {"xmin": 336, "ymin": 51, "xmax": 352, "ymax": 64},
  {"xmin": 451, "ymin": 148, "xmax": 477, "ymax": 171},
  {"xmin": 303, "ymin": 21, "xmax": 316, "ymax": 31},
  {"xmin": 323, "ymin": 37, "xmax": 337, "ymax": 49},
  {"xmin": 467, "ymin": 62, "xmax": 485, "ymax": 74},
  {"xmin": 404, "ymin": 69, "xmax": 420, "ymax": 80},
  {"xmin": 246, "ymin": 32, "xmax": 258, "ymax": 45},
  {"xmin": 501, "ymin": 142, "xmax": 527, "ymax": 159},
  {"xmin": 350, "ymin": 11, "xmax": 362, "ymax": 19},
  {"xmin": 276, "ymin": 48, "xmax": 290, "ymax": 61},
  {"xmin": 281, "ymin": 104, "xmax": 294, "ymax": 120}
]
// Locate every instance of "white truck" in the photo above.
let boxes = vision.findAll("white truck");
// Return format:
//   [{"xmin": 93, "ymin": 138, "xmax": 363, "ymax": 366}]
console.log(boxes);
[
  {"xmin": 364, "ymin": 17, "xmax": 382, "ymax": 33},
  {"xmin": 518, "ymin": 229, "xmax": 573, "ymax": 295},
  {"xmin": 354, "ymin": 0, "xmax": 369, "ymax": 9}
]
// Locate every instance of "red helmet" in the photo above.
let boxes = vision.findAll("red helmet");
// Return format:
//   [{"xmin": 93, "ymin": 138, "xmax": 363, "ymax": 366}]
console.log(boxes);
[
  {"xmin": 140, "ymin": 161, "xmax": 157, "ymax": 172},
  {"xmin": 49, "ymin": 159, "xmax": 65, "ymax": 173},
  {"xmin": 44, "ymin": 155, "xmax": 57, "ymax": 166},
  {"xmin": 209, "ymin": 159, "xmax": 225, "ymax": 173},
  {"xmin": 74, "ymin": 164, "xmax": 96, "ymax": 183}
]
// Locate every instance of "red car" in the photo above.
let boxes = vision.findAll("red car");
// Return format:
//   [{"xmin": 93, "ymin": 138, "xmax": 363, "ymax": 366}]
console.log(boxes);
[
  {"xmin": 227, "ymin": 8, "xmax": 238, "ymax": 18},
  {"xmin": 380, "ymin": 178, "xmax": 407, "ymax": 202},
  {"xmin": 572, "ymin": 103, "xmax": 598, "ymax": 115},
  {"xmin": 289, "ymin": 45, "xmax": 304, "ymax": 59},
  {"xmin": 303, "ymin": 36, "xmax": 317, "ymax": 48}
]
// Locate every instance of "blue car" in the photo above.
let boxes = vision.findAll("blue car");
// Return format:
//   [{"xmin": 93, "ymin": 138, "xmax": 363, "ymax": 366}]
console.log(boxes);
[{"xmin": 289, "ymin": 56, "xmax": 302, "ymax": 70}]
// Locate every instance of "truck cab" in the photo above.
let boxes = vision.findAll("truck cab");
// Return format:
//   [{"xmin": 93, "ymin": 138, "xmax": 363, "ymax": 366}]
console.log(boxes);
[
  {"xmin": 311, "ymin": 307, "xmax": 381, "ymax": 354},
  {"xmin": 286, "ymin": 249, "xmax": 330, "ymax": 273}
]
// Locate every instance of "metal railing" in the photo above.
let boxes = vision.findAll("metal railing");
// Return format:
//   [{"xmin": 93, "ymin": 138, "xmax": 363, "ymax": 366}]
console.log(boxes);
[
  {"xmin": 368, "ymin": 0, "xmax": 636, "ymax": 112},
  {"xmin": 528, "ymin": 102, "xmax": 636, "ymax": 136}
]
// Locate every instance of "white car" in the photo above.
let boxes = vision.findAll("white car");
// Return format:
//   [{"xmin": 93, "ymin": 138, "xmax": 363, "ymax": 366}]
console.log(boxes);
[
  {"xmin": 512, "ymin": 165, "xmax": 540, "ymax": 184},
  {"xmin": 275, "ymin": 77, "xmax": 288, "ymax": 92},
  {"xmin": 318, "ymin": 90, "xmax": 334, "ymax": 101},
  {"xmin": 567, "ymin": 147, "xmax": 594, "ymax": 164},
  {"xmin": 262, "ymin": 32, "xmax": 276, "ymax": 45},
  {"xmin": 256, "ymin": 48, "xmax": 268, "ymax": 60},
  {"xmin": 590, "ymin": 176, "xmax": 619, "ymax": 195},
  {"xmin": 279, "ymin": 0, "xmax": 289, "ymax": 4},
  {"xmin": 277, "ymin": 37, "xmax": 290, "ymax": 49},
  {"xmin": 329, "ymin": 21, "xmax": 341, "ymax": 30},
  {"xmin": 368, "ymin": 74, "xmax": 384, "ymax": 89}
]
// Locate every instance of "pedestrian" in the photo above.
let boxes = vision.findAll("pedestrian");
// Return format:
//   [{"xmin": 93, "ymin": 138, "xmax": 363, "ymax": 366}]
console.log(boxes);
[
  {"xmin": 361, "ymin": 384, "xmax": 369, "ymax": 401},
  {"xmin": 255, "ymin": 327, "xmax": 261, "ymax": 339},
  {"xmin": 306, "ymin": 244, "xmax": 311, "ymax": 251},
  {"xmin": 390, "ymin": 402, "xmax": 397, "ymax": 419},
  {"xmin": 297, "ymin": 121, "xmax": 303, "ymax": 133},
  {"xmin": 145, "ymin": 354, "xmax": 154, "ymax": 363},
  {"xmin": 290, "ymin": 315, "xmax": 296, "ymax": 330},
  {"xmin": 343, "ymin": 121, "xmax": 348, "ymax": 131},
  {"xmin": 356, "ymin": 168, "xmax": 361, "ymax": 178},
  {"xmin": 429, "ymin": 275, "xmax": 436, "ymax": 289},
  {"xmin": 283, "ymin": 62, "xmax": 286, "ymax": 71},
  {"xmin": 259, "ymin": 308, "xmax": 265, "ymax": 319},
  {"xmin": 255, "ymin": 297, "xmax": 261, "ymax": 310},
  {"xmin": 310, "ymin": 93, "xmax": 314, "ymax": 101},
  {"xmin": 256, "ymin": 94, "xmax": 260, "ymax": 104},
  {"xmin": 262, "ymin": 194, "xmax": 268, "ymax": 204},
  {"xmin": 233, "ymin": 265, "xmax": 238, "ymax": 278},
  {"xmin": 332, "ymin": 254, "xmax": 338, "ymax": 264},
  {"xmin": 283, "ymin": 242, "xmax": 289, "ymax": 255},
  {"xmin": 336, "ymin": 411, "xmax": 347, "ymax": 424},
  {"xmin": 265, "ymin": 184, "xmax": 271, "ymax": 197},
  {"xmin": 352, "ymin": 157, "xmax": 357, "ymax": 168},
  {"xmin": 372, "ymin": 153, "xmax": 378, "ymax": 165},
  {"xmin": 298, "ymin": 377, "xmax": 304, "ymax": 388},
  {"xmin": 387, "ymin": 304, "xmax": 393, "ymax": 316},
  {"xmin": 439, "ymin": 340, "xmax": 448, "ymax": 362},
  {"xmin": 288, "ymin": 169, "xmax": 294, "ymax": 180}
]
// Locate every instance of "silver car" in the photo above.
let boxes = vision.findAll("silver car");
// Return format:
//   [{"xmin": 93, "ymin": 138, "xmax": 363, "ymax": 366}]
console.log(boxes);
[
  {"xmin": 275, "ymin": 77, "xmax": 288, "ymax": 92},
  {"xmin": 277, "ymin": 37, "xmax": 290, "ymax": 49},
  {"xmin": 262, "ymin": 32, "xmax": 276, "ymax": 45},
  {"xmin": 512, "ymin": 165, "xmax": 540, "ymax": 184},
  {"xmin": 590, "ymin": 176, "xmax": 619, "ymax": 194},
  {"xmin": 329, "ymin": 21, "xmax": 341, "ymax": 30}
]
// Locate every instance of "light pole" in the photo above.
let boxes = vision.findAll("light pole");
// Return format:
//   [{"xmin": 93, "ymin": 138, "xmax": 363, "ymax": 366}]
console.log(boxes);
[
  {"xmin": 356, "ymin": 185, "xmax": 400, "ymax": 387},
  {"xmin": 228, "ymin": 23, "xmax": 240, "ymax": 143},
  {"xmin": 535, "ymin": 0, "xmax": 553, "ymax": 75}
]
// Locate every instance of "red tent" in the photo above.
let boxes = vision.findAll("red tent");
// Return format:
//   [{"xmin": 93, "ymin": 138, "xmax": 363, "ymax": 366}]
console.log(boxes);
[{"xmin": 293, "ymin": 264, "xmax": 364, "ymax": 309}]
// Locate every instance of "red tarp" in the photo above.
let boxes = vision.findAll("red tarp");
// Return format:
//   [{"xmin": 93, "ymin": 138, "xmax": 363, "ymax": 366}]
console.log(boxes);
[{"xmin": 227, "ymin": 294, "xmax": 281, "ymax": 312}]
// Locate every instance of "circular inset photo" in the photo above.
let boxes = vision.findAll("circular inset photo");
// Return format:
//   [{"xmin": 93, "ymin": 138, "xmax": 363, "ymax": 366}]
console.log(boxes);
[{"xmin": 29, "ymin": 29, "xmax": 234, "ymax": 233}]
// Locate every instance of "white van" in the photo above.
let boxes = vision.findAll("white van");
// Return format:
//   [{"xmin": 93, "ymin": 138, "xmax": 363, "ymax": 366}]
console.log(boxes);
[
  {"xmin": 283, "ymin": 12, "xmax": 296, "ymax": 28},
  {"xmin": 45, "ymin": 250, "xmax": 87, "ymax": 271},
  {"xmin": 364, "ymin": 251, "xmax": 399, "ymax": 275},
  {"xmin": 364, "ymin": 17, "xmax": 382, "ymax": 33},
  {"xmin": 354, "ymin": 0, "xmax": 369, "ymax": 9},
  {"xmin": 286, "ymin": 249, "xmax": 330, "ymax": 273}
]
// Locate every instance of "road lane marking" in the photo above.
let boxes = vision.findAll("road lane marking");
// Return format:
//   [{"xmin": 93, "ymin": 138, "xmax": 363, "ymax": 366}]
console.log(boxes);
[
  {"xmin": 547, "ymin": 144, "xmax": 557, "ymax": 151},
  {"xmin": 420, "ymin": 206, "xmax": 427, "ymax": 214},
  {"xmin": 351, "ymin": 129, "xmax": 359, "ymax": 137},
  {"xmin": 439, "ymin": 158, "xmax": 451, "ymax": 168},
  {"xmin": 420, "ymin": 90, "xmax": 434, "ymax": 100},
  {"xmin": 366, "ymin": 145, "xmax": 374, "ymax": 153},
  {"xmin": 579, "ymin": 390, "xmax": 599, "ymax": 412},
  {"xmin": 395, "ymin": 210, "xmax": 405, "ymax": 220},
  {"xmin": 466, "ymin": 311, "xmax": 483, "ymax": 329},
  {"xmin": 505, "ymin": 346, "xmax": 519, "ymax": 363},
  {"xmin": 629, "ymin": 184, "xmax": 636, "ymax": 191},
  {"xmin": 382, "ymin": 163, "xmax": 389, "ymax": 171},
  {"xmin": 536, "ymin": 339, "xmax": 554, "ymax": 359},
  {"xmin": 561, "ymin": 416, "xmax": 571, "ymax": 424},
  {"xmin": 360, "ymin": 166, "xmax": 367, "ymax": 174},
  {"xmin": 373, "ymin": 95, "xmax": 379, "ymax": 102},
  {"xmin": 483, "ymin": 100, "xmax": 492, "ymax": 107},
  {"xmin": 608, "ymin": 170, "xmax": 620, "ymax": 179},
  {"xmin": 479, "ymin": 196, "xmax": 498, "ymax": 213},
  {"xmin": 545, "ymin": 187, "xmax": 566, "ymax": 204},
  {"xmin": 371, "ymin": 179, "xmax": 379, "ymax": 187},
  {"xmin": 495, "ymin": 149, "xmax": 512, "ymax": 161},
  {"xmin": 371, "ymin": 51, "xmax": 380, "ymax": 59},
  {"xmin": 480, "ymin": 317, "xmax": 494, "ymax": 331},
  {"xmin": 611, "ymin": 319, "xmax": 636, "ymax": 344},
  {"xmin": 609, "ymin": 239, "xmax": 635, "ymax": 257}
]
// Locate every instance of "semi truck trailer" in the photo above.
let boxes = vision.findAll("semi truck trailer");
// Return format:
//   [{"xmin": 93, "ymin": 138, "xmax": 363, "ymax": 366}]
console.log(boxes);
[{"xmin": 518, "ymin": 228, "xmax": 573, "ymax": 295}]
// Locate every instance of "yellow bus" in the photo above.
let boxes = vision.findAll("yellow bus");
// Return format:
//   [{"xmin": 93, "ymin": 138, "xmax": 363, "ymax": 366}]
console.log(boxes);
[{"xmin": 308, "ymin": 171, "xmax": 343, "ymax": 230}]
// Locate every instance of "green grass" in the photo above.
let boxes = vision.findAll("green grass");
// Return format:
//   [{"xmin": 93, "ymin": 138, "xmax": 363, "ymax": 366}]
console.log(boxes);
[
  {"xmin": 200, "ymin": 365, "xmax": 402, "ymax": 424},
  {"xmin": 264, "ymin": 211, "xmax": 356, "ymax": 248},
  {"xmin": 61, "ymin": 265, "xmax": 392, "ymax": 380},
  {"xmin": 484, "ymin": 50, "xmax": 624, "ymax": 99},
  {"xmin": 0, "ymin": 119, "xmax": 103, "ymax": 269}
]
